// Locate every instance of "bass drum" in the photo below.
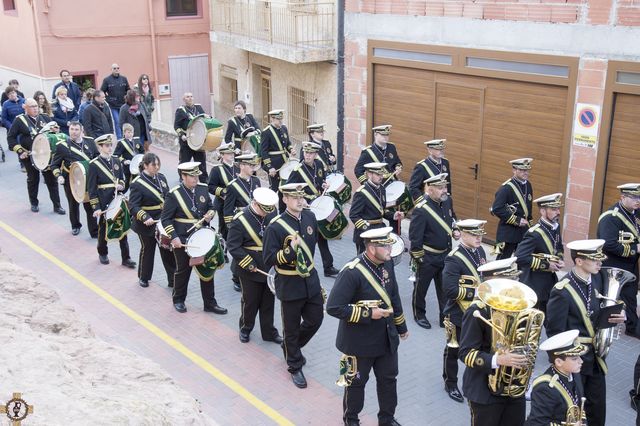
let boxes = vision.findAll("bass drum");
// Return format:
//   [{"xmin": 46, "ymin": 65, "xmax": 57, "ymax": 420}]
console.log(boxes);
[
  {"xmin": 309, "ymin": 195, "xmax": 348, "ymax": 240},
  {"xmin": 326, "ymin": 172, "xmax": 352, "ymax": 205},
  {"xmin": 389, "ymin": 232, "xmax": 405, "ymax": 266},
  {"xmin": 31, "ymin": 133, "xmax": 58, "ymax": 171},
  {"xmin": 69, "ymin": 161, "xmax": 90, "ymax": 203},
  {"xmin": 385, "ymin": 181, "xmax": 414, "ymax": 213},
  {"xmin": 187, "ymin": 114, "xmax": 224, "ymax": 152}
]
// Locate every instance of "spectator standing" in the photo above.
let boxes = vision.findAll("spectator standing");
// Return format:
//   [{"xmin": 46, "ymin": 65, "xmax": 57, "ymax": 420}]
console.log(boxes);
[
  {"xmin": 135, "ymin": 74, "xmax": 154, "ymax": 124},
  {"xmin": 78, "ymin": 88, "xmax": 95, "ymax": 123},
  {"xmin": 51, "ymin": 87, "xmax": 78, "ymax": 135},
  {"xmin": 51, "ymin": 69, "xmax": 82, "ymax": 107},
  {"xmin": 1, "ymin": 86, "xmax": 25, "ymax": 129},
  {"xmin": 0, "ymin": 79, "xmax": 25, "ymax": 104},
  {"xmin": 33, "ymin": 91, "xmax": 53, "ymax": 116},
  {"xmin": 81, "ymin": 90, "xmax": 114, "ymax": 138},
  {"xmin": 118, "ymin": 89, "xmax": 150, "ymax": 148},
  {"xmin": 100, "ymin": 63, "xmax": 130, "ymax": 139}
]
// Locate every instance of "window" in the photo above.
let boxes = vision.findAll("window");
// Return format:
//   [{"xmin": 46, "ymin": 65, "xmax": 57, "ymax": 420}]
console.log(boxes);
[
  {"xmin": 219, "ymin": 65, "xmax": 238, "ymax": 108},
  {"xmin": 166, "ymin": 0, "xmax": 197, "ymax": 17},
  {"xmin": 3, "ymin": 0, "xmax": 16, "ymax": 11},
  {"xmin": 288, "ymin": 86, "xmax": 315, "ymax": 144}
]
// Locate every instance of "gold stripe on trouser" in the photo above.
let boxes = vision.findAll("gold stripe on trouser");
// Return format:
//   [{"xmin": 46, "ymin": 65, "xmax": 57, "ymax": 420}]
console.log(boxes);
[
  {"xmin": 137, "ymin": 233, "xmax": 145, "ymax": 279},
  {"xmin": 280, "ymin": 303, "xmax": 288, "ymax": 362},
  {"xmin": 171, "ymin": 249, "xmax": 180, "ymax": 300},
  {"xmin": 239, "ymin": 277, "xmax": 247, "ymax": 331},
  {"xmin": 469, "ymin": 401, "xmax": 475, "ymax": 426}
]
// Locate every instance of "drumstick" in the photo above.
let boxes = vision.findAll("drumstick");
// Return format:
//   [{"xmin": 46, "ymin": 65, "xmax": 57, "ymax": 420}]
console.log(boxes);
[
  {"xmin": 182, "ymin": 244, "xmax": 201, "ymax": 249},
  {"xmin": 253, "ymin": 268, "xmax": 272, "ymax": 277}
]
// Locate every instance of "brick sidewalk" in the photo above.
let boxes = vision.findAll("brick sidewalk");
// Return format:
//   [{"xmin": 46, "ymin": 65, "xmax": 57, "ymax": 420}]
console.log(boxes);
[{"xmin": 0, "ymin": 140, "xmax": 637, "ymax": 425}]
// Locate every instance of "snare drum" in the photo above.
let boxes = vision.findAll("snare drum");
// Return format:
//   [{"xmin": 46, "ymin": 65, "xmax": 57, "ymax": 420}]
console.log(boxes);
[
  {"xmin": 69, "ymin": 161, "xmax": 90, "ymax": 203},
  {"xmin": 310, "ymin": 195, "xmax": 349, "ymax": 240},
  {"xmin": 106, "ymin": 193, "xmax": 125, "ymax": 221},
  {"xmin": 385, "ymin": 181, "xmax": 414, "ymax": 213},
  {"xmin": 129, "ymin": 154, "xmax": 144, "ymax": 176},
  {"xmin": 155, "ymin": 222, "xmax": 173, "ymax": 250},
  {"xmin": 389, "ymin": 232, "xmax": 405, "ymax": 266},
  {"xmin": 279, "ymin": 159, "xmax": 300, "ymax": 181},
  {"xmin": 187, "ymin": 228, "xmax": 225, "ymax": 273},
  {"xmin": 187, "ymin": 115, "xmax": 224, "ymax": 152},
  {"xmin": 31, "ymin": 133, "xmax": 61, "ymax": 171},
  {"xmin": 326, "ymin": 172, "xmax": 353, "ymax": 205}
]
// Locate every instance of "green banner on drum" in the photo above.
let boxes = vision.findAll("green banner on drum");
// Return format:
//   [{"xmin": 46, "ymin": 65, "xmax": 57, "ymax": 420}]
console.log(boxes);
[{"xmin": 106, "ymin": 200, "xmax": 131, "ymax": 241}]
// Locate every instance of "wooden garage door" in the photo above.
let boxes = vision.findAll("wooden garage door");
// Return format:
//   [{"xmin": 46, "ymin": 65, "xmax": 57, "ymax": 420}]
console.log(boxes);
[
  {"xmin": 602, "ymin": 93, "xmax": 640, "ymax": 210},
  {"xmin": 372, "ymin": 64, "xmax": 569, "ymax": 240}
]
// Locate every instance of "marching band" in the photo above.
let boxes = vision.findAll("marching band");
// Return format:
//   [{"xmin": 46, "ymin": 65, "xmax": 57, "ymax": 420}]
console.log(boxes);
[{"xmin": 6, "ymin": 96, "xmax": 640, "ymax": 426}]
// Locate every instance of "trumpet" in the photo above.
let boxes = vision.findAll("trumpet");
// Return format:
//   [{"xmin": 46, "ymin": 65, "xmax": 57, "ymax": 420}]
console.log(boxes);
[
  {"xmin": 443, "ymin": 316, "xmax": 459, "ymax": 348},
  {"xmin": 563, "ymin": 396, "xmax": 586, "ymax": 426},
  {"xmin": 619, "ymin": 230, "xmax": 637, "ymax": 244},
  {"xmin": 532, "ymin": 253, "xmax": 561, "ymax": 263},
  {"xmin": 356, "ymin": 299, "xmax": 384, "ymax": 308},
  {"xmin": 336, "ymin": 354, "xmax": 358, "ymax": 387}
]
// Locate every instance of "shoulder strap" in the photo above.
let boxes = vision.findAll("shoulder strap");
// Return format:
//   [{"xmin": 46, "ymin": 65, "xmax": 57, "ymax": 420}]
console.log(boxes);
[
  {"xmin": 268, "ymin": 126, "xmax": 285, "ymax": 151},
  {"xmin": 354, "ymin": 263, "xmax": 392, "ymax": 308},
  {"xmin": 562, "ymin": 285, "xmax": 595, "ymax": 338},
  {"xmin": 296, "ymin": 167, "xmax": 320, "ymax": 195},
  {"xmin": 359, "ymin": 186, "xmax": 383, "ymax": 214},
  {"xmin": 532, "ymin": 374, "xmax": 574, "ymax": 408},
  {"xmin": 420, "ymin": 202, "xmax": 452, "ymax": 235},
  {"xmin": 365, "ymin": 147, "xmax": 381, "ymax": 163},
  {"xmin": 92, "ymin": 159, "xmax": 117, "ymax": 183},
  {"xmin": 533, "ymin": 226, "xmax": 555, "ymax": 254},
  {"xmin": 230, "ymin": 180, "xmax": 252, "ymax": 204},
  {"xmin": 505, "ymin": 181, "xmax": 529, "ymax": 218},
  {"xmin": 136, "ymin": 178, "xmax": 164, "ymax": 204},
  {"xmin": 237, "ymin": 214, "xmax": 262, "ymax": 247},
  {"xmin": 275, "ymin": 218, "xmax": 313, "ymax": 262},
  {"xmin": 420, "ymin": 161, "xmax": 436, "ymax": 177},
  {"xmin": 172, "ymin": 188, "xmax": 195, "ymax": 220},
  {"xmin": 453, "ymin": 251, "xmax": 480, "ymax": 282}
]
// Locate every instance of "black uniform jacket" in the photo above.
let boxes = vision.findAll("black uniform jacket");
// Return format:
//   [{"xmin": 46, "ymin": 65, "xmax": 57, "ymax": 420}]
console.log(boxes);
[
  {"xmin": 515, "ymin": 219, "xmax": 564, "ymax": 302},
  {"xmin": 226, "ymin": 205, "xmax": 276, "ymax": 283},
  {"xmin": 349, "ymin": 181, "xmax": 395, "ymax": 243},
  {"xmin": 526, "ymin": 366, "xmax": 584, "ymax": 426},
  {"xmin": 51, "ymin": 136, "xmax": 98, "ymax": 178},
  {"xmin": 298, "ymin": 139, "xmax": 336, "ymax": 170},
  {"xmin": 129, "ymin": 172, "xmax": 170, "ymax": 237},
  {"xmin": 114, "ymin": 137, "xmax": 144, "ymax": 163},
  {"xmin": 285, "ymin": 159, "xmax": 325, "ymax": 202},
  {"xmin": 160, "ymin": 182, "xmax": 214, "ymax": 242},
  {"xmin": 208, "ymin": 162, "xmax": 238, "ymax": 210},
  {"xmin": 259, "ymin": 123, "xmax": 292, "ymax": 172},
  {"xmin": 408, "ymin": 157, "xmax": 452, "ymax": 202},
  {"xmin": 443, "ymin": 245, "xmax": 486, "ymax": 327},
  {"xmin": 547, "ymin": 270, "xmax": 609, "ymax": 375},
  {"xmin": 7, "ymin": 113, "xmax": 51, "ymax": 155},
  {"xmin": 263, "ymin": 209, "xmax": 321, "ymax": 302},
  {"xmin": 597, "ymin": 202, "xmax": 640, "ymax": 271},
  {"xmin": 224, "ymin": 113, "xmax": 260, "ymax": 148},
  {"xmin": 491, "ymin": 177, "xmax": 533, "ymax": 243},
  {"xmin": 409, "ymin": 196, "xmax": 455, "ymax": 262},
  {"xmin": 174, "ymin": 104, "xmax": 206, "ymax": 138},
  {"xmin": 354, "ymin": 142, "xmax": 402, "ymax": 184},
  {"xmin": 223, "ymin": 175, "xmax": 260, "ymax": 224},
  {"xmin": 327, "ymin": 254, "xmax": 408, "ymax": 357},
  {"xmin": 88, "ymin": 155, "xmax": 125, "ymax": 211}
]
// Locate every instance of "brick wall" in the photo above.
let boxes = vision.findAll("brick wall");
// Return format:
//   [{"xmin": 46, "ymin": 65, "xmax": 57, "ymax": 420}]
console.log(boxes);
[{"xmin": 343, "ymin": 39, "xmax": 369, "ymax": 177}]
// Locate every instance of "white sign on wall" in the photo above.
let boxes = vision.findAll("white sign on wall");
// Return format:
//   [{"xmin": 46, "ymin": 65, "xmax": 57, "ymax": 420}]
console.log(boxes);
[{"xmin": 572, "ymin": 103, "xmax": 601, "ymax": 148}]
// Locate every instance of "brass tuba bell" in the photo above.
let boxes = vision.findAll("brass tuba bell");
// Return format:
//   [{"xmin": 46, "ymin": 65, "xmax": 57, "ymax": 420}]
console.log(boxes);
[{"xmin": 336, "ymin": 354, "xmax": 358, "ymax": 387}]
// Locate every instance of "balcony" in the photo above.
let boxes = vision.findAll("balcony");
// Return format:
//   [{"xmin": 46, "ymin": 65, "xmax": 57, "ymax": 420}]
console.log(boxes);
[{"xmin": 210, "ymin": 0, "xmax": 336, "ymax": 64}]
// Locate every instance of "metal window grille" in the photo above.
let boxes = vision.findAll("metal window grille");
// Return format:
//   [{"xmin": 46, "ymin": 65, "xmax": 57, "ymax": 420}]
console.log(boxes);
[{"xmin": 288, "ymin": 86, "xmax": 315, "ymax": 144}]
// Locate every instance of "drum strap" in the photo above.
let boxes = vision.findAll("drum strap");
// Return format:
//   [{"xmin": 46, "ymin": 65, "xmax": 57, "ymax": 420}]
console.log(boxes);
[
  {"xmin": 220, "ymin": 165, "xmax": 233, "ymax": 185},
  {"xmin": 453, "ymin": 251, "xmax": 480, "ymax": 282},
  {"xmin": 420, "ymin": 161, "xmax": 436, "ymax": 177},
  {"xmin": 360, "ymin": 188, "xmax": 383, "ymax": 214},
  {"xmin": 275, "ymin": 218, "xmax": 314, "ymax": 267},
  {"xmin": 354, "ymin": 264, "xmax": 392, "ymax": 308},
  {"xmin": 93, "ymin": 160, "xmax": 118, "ymax": 185},
  {"xmin": 268, "ymin": 126, "xmax": 286, "ymax": 152},
  {"xmin": 533, "ymin": 227, "xmax": 555, "ymax": 255},
  {"xmin": 420, "ymin": 203, "xmax": 452, "ymax": 235},
  {"xmin": 68, "ymin": 144, "xmax": 90, "ymax": 162},
  {"xmin": 238, "ymin": 215, "xmax": 262, "ymax": 247},
  {"xmin": 231, "ymin": 181, "xmax": 251, "ymax": 204},
  {"xmin": 173, "ymin": 190, "xmax": 196, "ymax": 220},
  {"xmin": 18, "ymin": 115, "xmax": 38, "ymax": 137},
  {"xmin": 136, "ymin": 178, "xmax": 165, "ymax": 204},
  {"xmin": 298, "ymin": 167, "xmax": 320, "ymax": 195},
  {"xmin": 365, "ymin": 147, "xmax": 382, "ymax": 164},
  {"xmin": 505, "ymin": 181, "xmax": 529, "ymax": 219},
  {"xmin": 119, "ymin": 139, "xmax": 135, "ymax": 157}
]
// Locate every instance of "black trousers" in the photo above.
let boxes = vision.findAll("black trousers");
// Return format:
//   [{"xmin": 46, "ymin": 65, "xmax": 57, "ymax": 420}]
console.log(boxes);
[
  {"xmin": 268, "ymin": 174, "xmax": 286, "ymax": 212},
  {"xmin": 97, "ymin": 216, "xmax": 130, "ymax": 260},
  {"xmin": 63, "ymin": 180, "xmax": 97, "ymax": 236},
  {"xmin": 343, "ymin": 351, "xmax": 399, "ymax": 425},
  {"xmin": 496, "ymin": 242, "xmax": 518, "ymax": 260},
  {"xmin": 21, "ymin": 159, "xmax": 60, "ymax": 207},
  {"xmin": 172, "ymin": 247, "xmax": 216, "ymax": 306},
  {"xmin": 412, "ymin": 259, "xmax": 445, "ymax": 322},
  {"xmin": 239, "ymin": 276, "xmax": 277, "ymax": 339},
  {"xmin": 442, "ymin": 324, "xmax": 461, "ymax": 387},
  {"xmin": 136, "ymin": 232, "xmax": 176, "ymax": 284},
  {"xmin": 621, "ymin": 264, "xmax": 639, "ymax": 333},
  {"xmin": 178, "ymin": 141, "xmax": 208, "ymax": 183},
  {"xmin": 634, "ymin": 354, "xmax": 640, "ymax": 426},
  {"xmin": 281, "ymin": 292, "xmax": 324, "ymax": 372},
  {"xmin": 581, "ymin": 362, "xmax": 607, "ymax": 426},
  {"xmin": 468, "ymin": 398, "xmax": 525, "ymax": 426},
  {"xmin": 317, "ymin": 234, "xmax": 334, "ymax": 270}
]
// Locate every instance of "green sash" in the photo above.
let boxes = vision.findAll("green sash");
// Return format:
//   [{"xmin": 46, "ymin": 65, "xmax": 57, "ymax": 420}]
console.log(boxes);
[
  {"xmin": 420, "ymin": 202, "xmax": 452, "ymax": 235},
  {"xmin": 505, "ymin": 181, "xmax": 529, "ymax": 218},
  {"xmin": 354, "ymin": 263, "xmax": 392, "ymax": 308}
]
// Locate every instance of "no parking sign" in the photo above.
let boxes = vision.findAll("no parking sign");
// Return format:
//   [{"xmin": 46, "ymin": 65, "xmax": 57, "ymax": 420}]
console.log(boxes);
[{"xmin": 572, "ymin": 103, "xmax": 601, "ymax": 148}]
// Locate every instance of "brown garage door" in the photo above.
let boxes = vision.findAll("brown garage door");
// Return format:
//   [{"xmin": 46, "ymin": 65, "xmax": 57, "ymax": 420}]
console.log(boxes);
[
  {"xmin": 602, "ymin": 93, "xmax": 640, "ymax": 211},
  {"xmin": 372, "ymin": 64, "xmax": 570, "ymax": 240}
]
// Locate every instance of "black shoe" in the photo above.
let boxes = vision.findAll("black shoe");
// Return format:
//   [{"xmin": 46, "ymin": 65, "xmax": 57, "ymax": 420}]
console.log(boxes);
[
  {"xmin": 264, "ymin": 333, "xmax": 283, "ymax": 344},
  {"xmin": 139, "ymin": 279, "xmax": 149, "ymax": 288},
  {"xmin": 122, "ymin": 258, "xmax": 136, "ymax": 269},
  {"xmin": 291, "ymin": 370, "xmax": 307, "ymax": 389},
  {"xmin": 174, "ymin": 303, "xmax": 187, "ymax": 313},
  {"xmin": 30, "ymin": 205, "xmax": 39, "ymax": 213},
  {"xmin": 99, "ymin": 255, "xmax": 110, "ymax": 265},
  {"xmin": 415, "ymin": 318, "xmax": 431, "ymax": 329},
  {"xmin": 344, "ymin": 421, "xmax": 360, "ymax": 426},
  {"xmin": 233, "ymin": 282, "xmax": 241, "ymax": 292},
  {"xmin": 71, "ymin": 227, "xmax": 80, "ymax": 236},
  {"xmin": 204, "ymin": 304, "xmax": 228, "ymax": 315},
  {"xmin": 445, "ymin": 385, "xmax": 464, "ymax": 403},
  {"xmin": 54, "ymin": 206, "xmax": 66, "ymax": 215},
  {"xmin": 168, "ymin": 281, "xmax": 174, "ymax": 288},
  {"xmin": 381, "ymin": 419, "xmax": 402, "ymax": 426},
  {"xmin": 630, "ymin": 391, "xmax": 639, "ymax": 412},
  {"xmin": 439, "ymin": 320, "xmax": 445, "ymax": 329},
  {"xmin": 324, "ymin": 266, "xmax": 340, "ymax": 277},
  {"xmin": 90, "ymin": 234, "xmax": 98, "ymax": 239},
  {"xmin": 239, "ymin": 331, "xmax": 250, "ymax": 343}
]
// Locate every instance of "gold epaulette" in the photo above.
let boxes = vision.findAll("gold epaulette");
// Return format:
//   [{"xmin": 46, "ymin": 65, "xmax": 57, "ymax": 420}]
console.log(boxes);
[
  {"xmin": 355, "ymin": 186, "xmax": 365, "ymax": 193},
  {"xmin": 502, "ymin": 179, "xmax": 511, "ymax": 186},
  {"xmin": 197, "ymin": 182, "xmax": 207, "ymax": 187},
  {"xmin": 169, "ymin": 185, "xmax": 181, "ymax": 193},
  {"xmin": 554, "ymin": 278, "xmax": 569, "ymax": 290},
  {"xmin": 447, "ymin": 247, "xmax": 459, "ymax": 256},
  {"xmin": 131, "ymin": 176, "xmax": 140, "ymax": 184},
  {"xmin": 232, "ymin": 211, "xmax": 243, "ymax": 221},
  {"xmin": 89, "ymin": 157, "xmax": 100, "ymax": 164},
  {"xmin": 527, "ymin": 223, "xmax": 541, "ymax": 233},
  {"xmin": 415, "ymin": 199, "xmax": 426, "ymax": 209},
  {"xmin": 341, "ymin": 258, "xmax": 360, "ymax": 272}
]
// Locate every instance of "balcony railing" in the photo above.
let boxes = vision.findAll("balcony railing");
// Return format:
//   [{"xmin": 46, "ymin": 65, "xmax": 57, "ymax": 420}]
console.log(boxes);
[{"xmin": 211, "ymin": 0, "xmax": 336, "ymax": 62}]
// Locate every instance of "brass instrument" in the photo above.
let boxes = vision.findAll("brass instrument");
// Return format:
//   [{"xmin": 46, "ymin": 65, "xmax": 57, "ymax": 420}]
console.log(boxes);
[
  {"xmin": 563, "ymin": 397, "xmax": 586, "ymax": 426},
  {"xmin": 473, "ymin": 279, "xmax": 545, "ymax": 397},
  {"xmin": 532, "ymin": 253, "xmax": 561, "ymax": 263},
  {"xmin": 336, "ymin": 354, "xmax": 358, "ymax": 387},
  {"xmin": 443, "ymin": 316, "xmax": 459, "ymax": 348},
  {"xmin": 594, "ymin": 267, "xmax": 636, "ymax": 359},
  {"xmin": 457, "ymin": 275, "xmax": 479, "ymax": 312},
  {"xmin": 356, "ymin": 299, "xmax": 383, "ymax": 308},
  {"xmin": 619, "ymin": 230, "xmax": 637, "ymax": 244}
]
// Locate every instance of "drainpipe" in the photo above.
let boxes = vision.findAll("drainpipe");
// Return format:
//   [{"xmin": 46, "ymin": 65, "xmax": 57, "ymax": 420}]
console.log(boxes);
[
  {"xmin": 30, "ymin": 0, "xmax": 46, "ymax": 88},
  {"xmin": 147, "ymin": 0, "xmax": 161, "ymax": 122},
  {"xmin": 336, "ymin": 0, "xmax": 345, "ymax": 173}
]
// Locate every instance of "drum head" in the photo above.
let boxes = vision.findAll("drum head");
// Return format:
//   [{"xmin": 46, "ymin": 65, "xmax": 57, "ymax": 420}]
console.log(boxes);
[
  {"xmin": 31, "ymin": 133, "xmax": 52, "ymax": 170},
  {"xmin": 326, "ymin": 173, "xmax": 345, "ymax": 193},
  {"xmin": 186, "ymin": 228, "xmax": 217, "ymax": 258},
  {"xmin": 241, "ymin": 139, "xmax": 256, "ymax": 154},
  {"xmin": 69, "ymin": 161, "xmax": 88, "ymax": 203},
  {"xmin": 390, "ymin": 232, "xmax": 405, "ymax": 258},
  {"xmin": 279, "ymin": 159, "xmax": 300, "ymax": 180},
  {"xmin": 187, "ymin": 117, "xmax": 206, "ymax": 151},
  {"xmin": 106, "ymin": 194, "xmax": 124, "ymax": 221},
  {"xmin": 310, "ymin": 196, "xmax": 335, "ymax": 221},
  {"xmin": 385, "ymin": 181, "xmax": 405, "ymax": 203},
  {"xmin": 130, "ymin": 154, "xmax": 144, "ymax": 176}
]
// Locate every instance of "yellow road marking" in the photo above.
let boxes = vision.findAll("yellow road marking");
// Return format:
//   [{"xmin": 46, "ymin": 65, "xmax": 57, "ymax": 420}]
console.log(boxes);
[{"xmin": 0, "ymin": 220, "xmax": 293, "ymax": 426}]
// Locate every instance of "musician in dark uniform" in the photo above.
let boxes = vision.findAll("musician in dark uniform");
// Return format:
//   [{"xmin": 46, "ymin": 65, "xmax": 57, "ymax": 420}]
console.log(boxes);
[
  {"xmin": 286, "ymin": 141, "xmax": 339, "ymax": 277},
  {"xmin": 114, "ymin": 122, "xmax": 144, "ymax": 192},
  {"xmin": 224, "ymin": 100, "xmax": 260, "ymax": 151},
  {"xmin": 527, "ymin": 330, "xmax": 587, "ymax": 426},
  {"xmin": 226, "ymin": 187, "xmax": 283, "ymax": 345},
  {"xmin": 128, "ymin": 152, "xmax": 176, "ymax": 288},
  {"xmin": 515, "ymin": 193, "xmax": 565, "ymax": 315},
  {"xmin": 161, "ymin": 161, "xmax": 228, "ymax": 315},
  {"xmin": 442, "ymin": 219, "xmax": 487, "ymax": 403},
  {"xmin": 263, "ymin": 183, "xmax": 323, "ymax": 388},
  {"xmin": 88, "ymin": 134, "xmax": 136, "ymax": 268},
  {"xmin": 349, "ymin": 162, "xmax": 400, "ymax": 254},
  {"xmin": 632, "ymin": 355, "xmax": 640, "ymax": 425},
  {"xmin": 208, "ymin": 142, "xmax": 237, "ymax": 239},
  {"xmin": 597, "ymin": 183, "xmax": 640, "ymax": 338},
  {"xmin": 408, "ymin": 139, "xmax": 452, "ymax": 203},
  {"xmin": 491, "ymin": 158, "xmax": 534, "ymax": 259},
  {"xmin": 300, "ymin": 123, "xmax": 336, "ymax": 171},
  {"xmin": 327, "ymin": 226, "xmax": 408, "ymax": 426},
  {"xmin": 409, "ymin": 173, "xmax": 459, "ymax": 330},
  {"xmin": 259, "ymin": 109, "xmax": 293, "ymax": 199},
  {"xmin": 173, "ymin": 92, "xmax": 207, "ymax": 181},
  {"xmin": 546, "ymin": 239, "xmax": 626, "ymax": 426},
  {"xmin": 52, "ymin": 121, "xmax": 98, "ymax": 236},
  {"xmin": 7, "ymin": 98, "xmax": 65, "ymax": 214}
]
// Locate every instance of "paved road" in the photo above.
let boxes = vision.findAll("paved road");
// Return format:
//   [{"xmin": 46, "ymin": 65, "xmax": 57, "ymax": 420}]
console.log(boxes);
[{"xmin": 0, "ymin": 134, "xmax": 637, "ymax": 425}]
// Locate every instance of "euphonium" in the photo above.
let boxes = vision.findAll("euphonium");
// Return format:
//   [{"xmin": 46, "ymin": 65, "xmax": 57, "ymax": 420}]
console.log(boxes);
[
  {"xmin": 336, "ymin": 354, "xmax": 358, "ymax": 387},
  {"xmin": 563, "ymin": 396, "xmax": 586, "ymax": 426},
  {"xmin": 473, "ymin": 279, "xmax": 545, "ymax": 398},
  {"xmin": 594, "ymin": 267, "xmax": 636, "ymax": 359},
  {"xmin": 618, "ymin": 230, "xmax": 637, "ymax": 244}
]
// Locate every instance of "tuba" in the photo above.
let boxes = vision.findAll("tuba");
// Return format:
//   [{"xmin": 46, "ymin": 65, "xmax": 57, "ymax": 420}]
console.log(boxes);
[
  {"xmin": 594, "ymin": 267, "xmax": 636, "ymax": 359},
  {"xmin": 473, "ymin": 279, "xmax": 545, "ymax": 397}
]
